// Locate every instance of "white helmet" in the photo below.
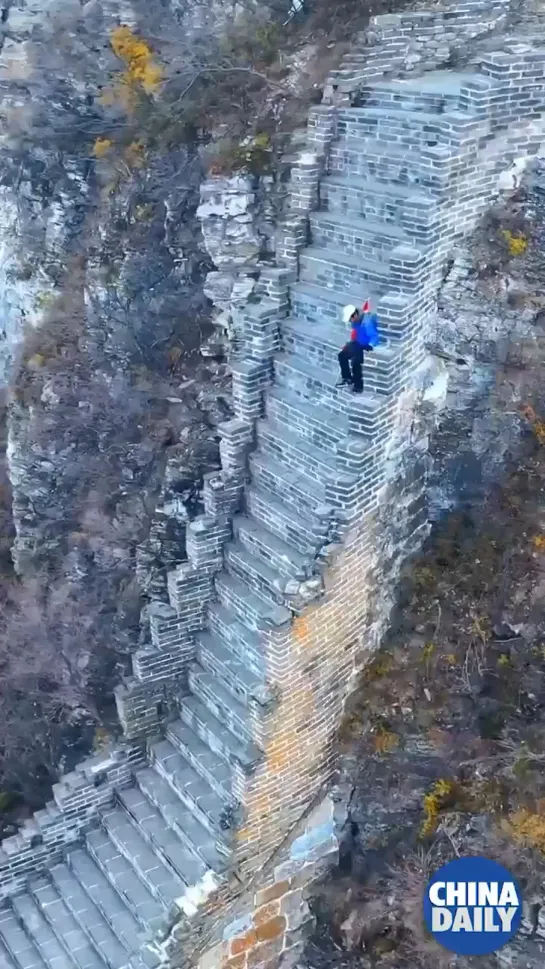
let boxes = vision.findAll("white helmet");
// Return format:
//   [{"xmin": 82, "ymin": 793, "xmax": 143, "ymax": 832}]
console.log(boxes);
[{"xmin": 342, "ymin": 304, "xmax": 358, "ymax": 324}]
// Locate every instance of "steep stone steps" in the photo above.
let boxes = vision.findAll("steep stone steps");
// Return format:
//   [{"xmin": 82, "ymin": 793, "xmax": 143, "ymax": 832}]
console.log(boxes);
[
  {"xmin": 47, "ymin": 864, "xmax": 131, "ymax": 969},
  {"xmin": 299, "ymin": 245, "xmax": 390, "ymax": 294},
  {"xmin": 134, "ymin": 769, "xmax": 225, "ymax": 874},
  {"xmin": 30, "ymin": 875, "xmax": 121, "ymax": 969},
  {"xmin": 99, "ymin": 810, "xmax": 184, "ymax": 909},
  {"xmin": 273, "ymin": 352, "xmax": 383, "ymax": 423},
  {"xmin": 78, "ymin": 830, "xmax": 165, "ymax": 935},
  {"xmin": 165, "ymin": 714, "xmax": 231, "ymax": 796},
  {"xmin": 207, "ymin": 602, "xmax": 266, "ymax": 677},
  {"xmin": 225, "ymin": 540, "xmax": 297, "ymax": 606},
  {"xmin": 273, "ymin": 350, "xmax": 357, "ymax": 407},
  {"xmin": 0, "ymin": 908, "xmax": 48, "ymax": 969},
  {"xmin": 150, "ymin": 740, "xmax": 227, "ymax": 839},
  {"xmin": 329, "ymin": 137, "xmax": 453, "ymax": 191},
  {"xmin": 244, "ymin": 485, "xmax": 329, "ymax": 557},
  {"xmin": 214, "ymin": 572, "xmax": 291, "ymax": 631},
  {"xmin": 356, "ymin": 71, "xmax": 482, "ymax": 113},
  {"xmin": 321, "ymin": 174, "xmax": 436, "ymax": 232},
  {"xmin": 166, "ymin": 713, "xmax": 231, "ymax": 798},
  {"xmin": 310, "ymin": 211, "xmax": 429, "ymax": 259},
  {"xmin": 195, "ymin": 628, "xmax": 266, "ymax": 705},
  {"xmin": 256, "ymin": 416, "xmax": 348, "ymax": 478},
  {"xmin": 187, "ymin": 666, "xmax": 254, "ymax": 749},
  {"xmin": 233, "ymin": 514, "xmax": 310, "ymax": 579},
  {"xmin": 66, "ymin": 849, "xmax": 152, "ymax": 950},
  {"xmin": 336, "ymin": 106, "xmax": 476, "ymax": 150},
  {"xmin": 248, "ymin": 448, "xmax": 350, "ymax": 525},
  {"xmin": 0, "ymin": 938, "xmax": 18, "ymax": 969},
  {"xmin": 265, "ymin": 386, "xmax": 348, "ymax": 453},
  {"xmin": 114, "ymin": 788, "xmax": 206, "ymax": 888},
  {"xmin": 11, "ymin": 889, "xmax": 99, "ymax": 969},
  {"xmin": 272, "ymin": 353, "xmax": 395, "ymax": 444},
  {"xmin": 279, "ymin": 320, "xmax": 399, "ymax": 397},
  {"xmin": 290, "ymin": 280, "xmax": 390, "ymax": 327}
]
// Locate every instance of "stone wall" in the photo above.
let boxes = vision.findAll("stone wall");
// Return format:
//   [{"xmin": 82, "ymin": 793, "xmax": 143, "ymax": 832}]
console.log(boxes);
[
  {"xmin": 0, "ymin": 5, "xmax": 544, "ymax": 969},
  {"xmin": 324, "ymin": 0, "xmax": 513, "ymax": 103},
  {"xmin": 191, "ymin": 0, "xmax": 545, "ymax": 889},
  {"xmin": 0, "ymin": 743, "xmax": 145, "ymax": 897}
]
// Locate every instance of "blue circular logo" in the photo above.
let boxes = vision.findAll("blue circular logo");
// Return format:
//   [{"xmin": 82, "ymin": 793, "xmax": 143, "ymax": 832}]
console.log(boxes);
[{"xmin": 423, "ymin": 856, "xmax": 522, "ymax": 955}]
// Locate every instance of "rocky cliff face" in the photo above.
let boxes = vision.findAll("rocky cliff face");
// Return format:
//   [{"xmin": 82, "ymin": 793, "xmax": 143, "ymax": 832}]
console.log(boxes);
[
  {"xmin": 0, "ymin": 0, "xmax": 235, "ymax": 574},
  {"xmin": 429, "ymin": 160, "xmax": 545, "ymax": 517},
  {"xmin": 0, "ymin": 0, "xmax": 243, "ymax": 791}
]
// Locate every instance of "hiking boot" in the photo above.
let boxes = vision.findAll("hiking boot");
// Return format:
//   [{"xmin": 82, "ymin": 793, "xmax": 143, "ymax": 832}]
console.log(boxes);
[
  {"xmin": 336, "ymin": 378, "xmax": 352, "ymax": 387},
  {"xmin": 350, "ymin": 386, "xmax": 363, "ymax": 394}
]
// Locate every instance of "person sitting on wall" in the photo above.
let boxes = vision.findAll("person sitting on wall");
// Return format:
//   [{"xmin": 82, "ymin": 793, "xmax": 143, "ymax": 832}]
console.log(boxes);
[{"xmin": 337, "ymin": 301, "xmax": 380, "ymax": 394}]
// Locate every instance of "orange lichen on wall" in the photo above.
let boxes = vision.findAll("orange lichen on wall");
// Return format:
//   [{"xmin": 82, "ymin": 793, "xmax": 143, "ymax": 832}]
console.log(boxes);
[{"xmin": 235, "ymin": 523, "xmax": 372, "ymax": 872}]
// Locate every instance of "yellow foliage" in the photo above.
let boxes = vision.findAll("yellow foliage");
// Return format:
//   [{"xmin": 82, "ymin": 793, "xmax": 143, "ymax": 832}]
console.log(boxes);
[
  {"xmin": 421, "ymin": 642, "xmax": 435, "ymax": 663},
  {"xmin": 412, "ymin": 566, "xmax": 437, "ymax": 591},
  {"xmin": 365, "ymin": 655, "xmax": 393, "ymax": 680},
  {"xmin": 522, "ymin": 404, "xmax": 545, "ymax": 445},
  {"xmin": 168, "ymin": 346, "xmax": 182, "ymax": 367},
  {"xmin": 501, "ymin": 229, "xmax": 528, "ymax": 257},
  {"xmin": 124, "ymin": 141, "xmax": 146, "ymax": 168},
  {"xmin": 421, "ymin": 779, "xmax": 456, "ymax": 836},
  {"xmin": 252, "ymin": 132, "xmax": 271, "ymax": 150},
  {"xmin": 503, "ymin": 806, "xmax": 545, "ymax": 852},
  {"xmin": 26, "ymin": 353, "xmax": 45, "ymax": 370},
  {"xmin": 93, "ymin": 137, "xmax": 113, "ymax": 158},
  {"xmin": 35, "ymin": 292, "xmax": 56, "ymax": 310},
  {"xmin": 444, "ymin": 653, "xmax": 457, "ymax": 666},
  {"xmin": 110, "ymin": 26, "xmax": 163, "ymax": 95},
  {"xmin": 372, "ymin": 726, "xmax": 399, "ymax": 755},
  {"xmin": 134, "ymin": 203, "xmax": 154, "ymax": 221},
  {"xmin": 533, "ymin": 534, "xmax": 545, "ymax": 551},
  {"xmin": 471, "ymin": 615, "xmax": 490, "ymax": 642},
  {"xmin": 93, "ymin": 726, "xmax": 110, "ymax": 753},
  {"xmin": 497, "ymin": 653, "xmax": 512, "ymax": 669}
]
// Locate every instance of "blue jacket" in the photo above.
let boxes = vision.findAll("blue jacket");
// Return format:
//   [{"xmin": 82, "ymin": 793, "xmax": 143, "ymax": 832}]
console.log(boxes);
[{"xmin": 351, "ymin": 313, "xmax": 380, "ymax": 348}]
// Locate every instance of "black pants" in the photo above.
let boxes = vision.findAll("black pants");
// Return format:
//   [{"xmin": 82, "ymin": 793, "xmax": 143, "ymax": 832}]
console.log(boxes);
[{"xmin": 338, "ymin": 341, "xmax": 364, "ymax": 392}]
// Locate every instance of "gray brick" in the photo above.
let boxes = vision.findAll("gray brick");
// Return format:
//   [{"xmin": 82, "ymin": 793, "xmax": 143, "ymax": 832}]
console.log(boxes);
[
  {"xmin": 0, "ymin": 937, "xmax": 19, "ymax": 969},
  {"xmin": 66, "ymin": 852, "xmax": 142, "ymax": 956},
  {"xmin": 40, "ymin": 870, "xmax": 127, "ymax": 969},
  {"xmin": 0, "ymin": 910, "xmax": 46, "ymax": 969},
  {"xmin": 244, "ymin": 484, "xmax": 328, "ymax": 557},
  {"xmin": 134, "ymin": 769, "xmax": 225, "ymax": 874},
  {"xmin": 166, "ymin": 714, "xmax": 233, "ymax": 793},
  {"xmin": 99, "ymin": 811, "xmax": 184, "ymax": 908},
  {"xmin": 115, "ymin": 789, "xmax": 205, "ymax": 887},
  {"xmin": 150, "ymin": 741, "xmax": 226, "ymax": 838},
  {"xmin": 11, "ymin": 893, "xmax": 76, "ymax": 969},
  {"xmin": 84, "ymin": 831, "xmax": 163, "ymax": 933},
  {"xmin": 207, "ymin": 602, "xmax": 266, "ymax": 677},
  {"xmin": 215, "ymin": 572, "xmax": 291, "ymax": 631}
]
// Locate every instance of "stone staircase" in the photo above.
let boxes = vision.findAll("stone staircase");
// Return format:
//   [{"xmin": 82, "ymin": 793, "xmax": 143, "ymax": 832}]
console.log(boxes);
[{"xmin": 1, "ymin": 12, "xmax": 545, "ymax": 969}]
